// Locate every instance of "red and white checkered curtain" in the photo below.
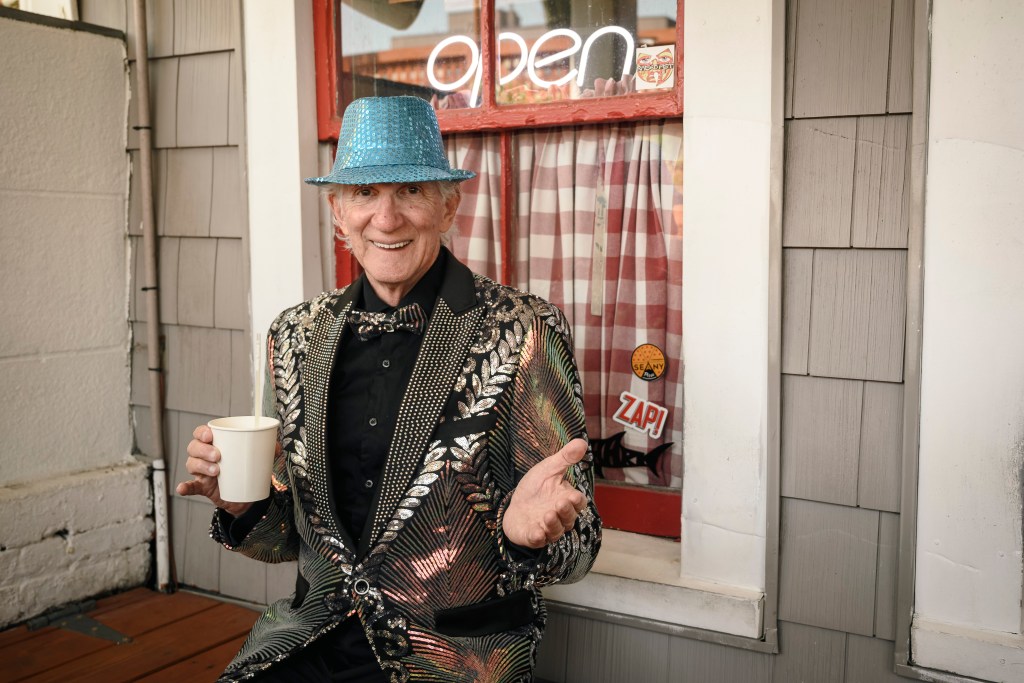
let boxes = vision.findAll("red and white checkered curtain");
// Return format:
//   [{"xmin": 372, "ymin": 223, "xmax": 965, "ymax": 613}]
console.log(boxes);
[
  {"xmin": 445, "ymin": 132, "xmax": 502, "ymax": 281},
  {"xmin": 513, "ymin": 121, "xmax": 683, "ymax": 488},
  {"xmin": 445, "ymin": 121, "xmax": 683, "ymax": 488}
]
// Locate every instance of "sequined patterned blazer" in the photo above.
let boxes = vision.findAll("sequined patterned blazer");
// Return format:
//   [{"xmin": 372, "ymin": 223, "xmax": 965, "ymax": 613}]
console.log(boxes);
[{"xmin": 210, "ymin": 254, "xmax": 601, "ymax": 682}]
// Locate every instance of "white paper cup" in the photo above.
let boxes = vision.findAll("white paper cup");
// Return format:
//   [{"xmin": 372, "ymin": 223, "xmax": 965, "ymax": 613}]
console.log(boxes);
[{"xmin": 208, "ymin": 416, "xmax": 280, "ymax": 503}]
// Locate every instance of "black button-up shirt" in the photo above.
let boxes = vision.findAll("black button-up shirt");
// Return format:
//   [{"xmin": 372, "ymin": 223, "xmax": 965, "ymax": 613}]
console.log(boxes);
[{"xmin": 327, "ymin": 250, "xmax": 445, "ymax": 549}]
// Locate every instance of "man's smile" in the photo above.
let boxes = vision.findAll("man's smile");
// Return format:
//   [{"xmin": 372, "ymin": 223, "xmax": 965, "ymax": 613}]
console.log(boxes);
[{"xmin": 370, "ymin": 240, "xmax": 411, "ymax": 250}]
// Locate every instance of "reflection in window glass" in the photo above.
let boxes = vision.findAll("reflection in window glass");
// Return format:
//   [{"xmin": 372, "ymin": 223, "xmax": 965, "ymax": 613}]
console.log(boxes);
[
  {"xmin": 494, "ymin": 0, "xmax": 677, "ymax": 104},
  {"xmin": 339, "ymin": 0, "xmax": 482, "ymax": 109},
  {"xmin": 337, "ymin": 0, "xmax": 677, "ymax": 110}
]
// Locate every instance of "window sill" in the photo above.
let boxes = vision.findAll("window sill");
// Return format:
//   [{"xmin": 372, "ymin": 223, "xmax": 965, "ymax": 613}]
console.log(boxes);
[
  {"xmin": 911, "ymin": 616, "xmax": 1024, "ymax": 683},
  {"xmin": 543, "ymin": 529, "xmax": 764, "ymax": 639}
]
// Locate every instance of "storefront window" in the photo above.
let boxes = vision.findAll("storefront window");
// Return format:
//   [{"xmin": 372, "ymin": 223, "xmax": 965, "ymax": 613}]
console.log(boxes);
[{"xmin": 325, "ymin": 0, "xmax": 681, "ymax": 132}]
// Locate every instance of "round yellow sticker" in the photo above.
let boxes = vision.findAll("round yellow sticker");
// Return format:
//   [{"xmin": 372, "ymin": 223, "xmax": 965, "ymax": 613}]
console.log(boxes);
[{"xmin": 631, "ymin": 344, "xmax": 667, "ymax": 381}]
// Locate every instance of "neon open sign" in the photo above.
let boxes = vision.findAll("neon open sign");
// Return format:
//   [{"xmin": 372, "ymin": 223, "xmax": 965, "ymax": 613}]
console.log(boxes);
[{"xmin": 426, "ymin": 27, "xmax": 635, "ymax": 107}]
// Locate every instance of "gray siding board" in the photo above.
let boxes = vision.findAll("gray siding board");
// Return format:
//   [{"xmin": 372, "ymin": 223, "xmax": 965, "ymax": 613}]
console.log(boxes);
[
  {"xmin": 214, "ymin": 238, "xmax": 246, "ymax": 330},
  {"xmin": 228, "ymin": 50, "xmax": 244, "ymax": 146},
  {"xmin": 887, "ymin": 0, "xmax": 914, "ymax": 113},
  {"xmin": 784, "ymin": 0, "xmax": 797, "ymax": 119},
  {"xmin": 171, "ymin": 410, "xmax": 219, "ymax": 493},
  {"xmin": 874, "ymin": 512, "xmax": 899, "ymax": 640},
  {"xmin": 792, "ymin": 0, "xmax": 892, "ymax": 117},
  {"xmin": 535, "ymin": 609, "xmax": 570, "ymax": 683},
  {"xmin": 857, "ymin": 381, "xmax": 903, "ymax": 512},
  {"xmin": 808, "ymin": 249, "xmax": 907, "ymax": 382},
  {"xmin": 781, "ymin": 375, "xmax": 863, "ymax": 506},
  {"xmin": 564, "ymin": 617, "xmax": 669, "ymax": 683},
  {"xmin": 174, "ymin": 0, "xmax": 235, "ymax": 54},
  {"xmin": 782, "ymin": 248, "xmax": 813, "ymax": 374},
  {"xmin": 132, "ymin": 236, "xmax": 180, "ymax": 325},
  {"xmin": 171, "ymin": 495, "xmax": 189, "ymax": 589},
  {"xmin": 150, "ymin": 57, "xmax": 180, "ymax": 149},
  {"xmin": 266, "ymin": 561, "xmax": 298, "ymax": 604},
  {"xmin": 783, "ymin": 118, "xmax": 856, "ymax": 247},
  {"xmin": 211, "ymin": 146, "xmax": 245, "ymax": 238},
  {"xmin": 845, "ymin": 634, "xmax": 905, "ymax": 683},
  {"xmin": 176, "ymin": 52, "xmax": 230, "ymax": 147},
  {"xmin": 80, "ymin": 0, "xmax": 127, "ymax": 32},
  {"xmin": 852, "ymin": 115, "xmax": 910, "ymax": 249},
  {"xmin": 666, "ymin": 633, "xmax": 773, "ymax": 683},
  {"xmin": 165, "ymin": 324, "xmax": 233, "ymax": 415},
  {"xmin": 229, "ymin": 330, "xmax": 253, "ymax": 417},
  {"xmin": 219, "ymin": 547, "xmax": 267, "ymax": 605},
  {"xmin": 164, "ymin": 147, "xmax": 213, "ymax": 236},
  {"xmin": 127, "ymin": 0, "xmax": 175, "ymax": 59},
  {"xmin": 183, "ymin": 499, "xmax": 220, "ymax": 591},
  {"xmin": 773, "ymin": 621, "xmax": 846, "ymax": 683},
  {"xmin": 177, "ymin": 237, "xmax": 217, "ymax": 327},
  {"xmin": 779, "ymin": 498, "xmax": 879, "ymax": 636}
]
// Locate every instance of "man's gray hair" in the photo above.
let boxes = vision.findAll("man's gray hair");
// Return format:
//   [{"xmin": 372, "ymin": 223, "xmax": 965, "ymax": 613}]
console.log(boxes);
[{"xmin": 325, "ymin": 180, "xmax": 461, "ymax": 249}]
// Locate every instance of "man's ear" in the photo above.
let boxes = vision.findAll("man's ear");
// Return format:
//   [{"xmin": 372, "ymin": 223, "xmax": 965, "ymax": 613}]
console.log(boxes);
[
  {"xmin": 327, "ymin": 193, "xmax": 347, "ymax": 235},
  {"xmin": 442, "ymin": 186, "xmax": 461, "ymax": 228}
]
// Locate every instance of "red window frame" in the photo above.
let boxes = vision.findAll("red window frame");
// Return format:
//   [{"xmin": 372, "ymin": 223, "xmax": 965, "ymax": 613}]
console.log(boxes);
[{"xmin": 312, "ymin": 0, "xmax": 684, "ymax": 538}]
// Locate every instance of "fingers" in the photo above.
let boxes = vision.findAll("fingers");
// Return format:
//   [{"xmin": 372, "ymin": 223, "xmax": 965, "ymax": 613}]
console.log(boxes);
[
  {"xmin": 193, "ymin": 424, "xmax": 214, "ymax": 443},
  {"xmin": 540, "ymin": 438, "xmax": 588, "ymax": 476}
]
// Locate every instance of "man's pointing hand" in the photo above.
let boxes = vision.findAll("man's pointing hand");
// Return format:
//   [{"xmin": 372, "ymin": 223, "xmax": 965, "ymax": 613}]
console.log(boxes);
[{"xmin": 502, "ymin": 439, "xmax": 589, "ymax": 549}]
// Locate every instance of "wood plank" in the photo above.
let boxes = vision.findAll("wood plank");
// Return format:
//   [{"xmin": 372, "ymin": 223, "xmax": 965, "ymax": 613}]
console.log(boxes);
[
  {"xmin": 177, "ymin": 237, "xmax": 217, "ymax": 327},
  {"xmin": 164, "ymin": 147, "xmax": 213, "ymax": 237},
  {"xmin": 96, "ymin": 590, "xmax": 218, "ymax": 635},
  {"xmin": 6, "ymin": 626, "xmax": 113, "ymax": 680},
  {"xmin": 136, "ymin": 633, "xmax": 246, "ymax": 682},
  {"xmin": 779, "ymin": 498, "xmax": 879, "ymax": 636},
  {"xmin": 773, "ymin": 621, "xmax": 846, "ymax": 683},
  {"xmin": 174, "ymin": 0, "xmax": 235, "ymax": 54},
  {"xmin": 228, "ymin": 50, "xmax": 244, "ymax": 145},
  {"xmin": 0, "ymin": 625, "xmax": 54, "ymax": 652},
  {"xmin": 783, "ymin": 118, "xmax": 856, "ymax": 247},
  {"xmin": 210, "ymin": 146, "xmax": 245, "ymax": 239},
  {"xmin": 150, "ymin": 57, "xmax": 180, "ymax": 150},
  {"xmin": 874, "ymin": 511, "xmax": 900, "ymax": 640},
  {"xmin": 27, "ymin": 603, "xmax": 258, "ymax": 683},
  {"xmin": 887, "ymin": 0, "xmax": 914, "ymax": 113},
  {"xmin": 782, "ymin": 375, "xmax": 863, "ymax": 506},
  {"xmin": 792, "ymin": 0, "xmax": 892, "ymax": 117},
  {"xmin": 667, "ymin": 632, "xmax": 773, "ymax": 683},
  {"xmin": 214, "ymin": 238, "xmax": 246, "ymax": 330},
  {"xmin": 808, "ymin": 249, "xmax": 907, "ymax": 381},
  {"xmin": 176, "ymin": 52, "xmax": 231, "ymax": 148},
  {"xmin": 858, "ymin": 381, "xmax": 904, "ymax": 512},
  {"xmin": 845, "ymin": 633, "xmax": 906, "ymax": 682},
  {"xmin": 164, "ymin": 325, "xmax": 233, "ymax": 416},
  {"xmin": 782, "ymin": 248, "xmax": 813, "ymax": 374},
  {"xmin": 852, "ymin": 115, "xmax": 911, "ymax": 248},
  {"xmin": 182, "ymin": 499, "xmax": 222, "ymax": 592},
  {"xmin": 565, "ymin": 616, "xmax": 670, "ymax": 683},
  {"xmin": 228, "ymin": 330, "xmax": 251, "ymax": 417},
  {"xmin": 534, "ymin": 609, "xmax": 569, "ymax": 683},
  {"xmin": 784, "ymin": 0, "xmax": 798, "ymax": 119}
]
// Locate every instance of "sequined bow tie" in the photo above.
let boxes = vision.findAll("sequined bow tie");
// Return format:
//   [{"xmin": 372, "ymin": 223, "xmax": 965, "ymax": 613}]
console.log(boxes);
[{"xmin": 347, "ymin": 303, "xmax": 427, "ymax": 341}]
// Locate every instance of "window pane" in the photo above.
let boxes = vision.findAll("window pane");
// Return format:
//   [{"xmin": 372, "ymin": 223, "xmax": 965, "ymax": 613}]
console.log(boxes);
[
  {"xmin": 511, "ymin": 120, "xmax": 683, "ymax": 489},
  {"xmin": 339, "ymin": 0, "xmax": 482, "ymax": 109},
  {"xmin": 494, "ymin": 0, "xmax": 677, "ymax": 104}
]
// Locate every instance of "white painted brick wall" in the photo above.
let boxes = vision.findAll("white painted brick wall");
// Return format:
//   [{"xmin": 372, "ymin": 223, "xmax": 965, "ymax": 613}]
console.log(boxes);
[{"xmin": 0, "ymin": 462, "xmax": 153, "ymax": 628}]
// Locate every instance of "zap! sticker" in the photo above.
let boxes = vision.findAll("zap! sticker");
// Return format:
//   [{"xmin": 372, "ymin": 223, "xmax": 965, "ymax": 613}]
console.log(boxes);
[
  {"xmin": 612, "ymin": 391, "xmax": 669, "ymax": 439},
  {"xmin": 631, "ymin": 343, "xmax": 667, "ymax": 381}
]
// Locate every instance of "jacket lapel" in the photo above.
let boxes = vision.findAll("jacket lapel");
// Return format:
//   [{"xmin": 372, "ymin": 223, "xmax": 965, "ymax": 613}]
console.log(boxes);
[
  {"xmin": 304, "ymin": 278, "xmax": 362, "ymax": 560},
  {"xmin": 363, "ymin": 255, "xmax": 484, "ymax": 553}
]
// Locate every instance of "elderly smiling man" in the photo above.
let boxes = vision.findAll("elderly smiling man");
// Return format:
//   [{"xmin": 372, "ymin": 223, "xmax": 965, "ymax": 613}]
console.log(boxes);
[{"xmin": 177, "ymin": 96, "xmax": 601, "ymax": 682}]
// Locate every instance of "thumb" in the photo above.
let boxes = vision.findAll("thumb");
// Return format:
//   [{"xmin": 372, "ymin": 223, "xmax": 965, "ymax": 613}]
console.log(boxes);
[{"xmin": 541, "ymin": 438, "xmax": 588, "ymax": 475}]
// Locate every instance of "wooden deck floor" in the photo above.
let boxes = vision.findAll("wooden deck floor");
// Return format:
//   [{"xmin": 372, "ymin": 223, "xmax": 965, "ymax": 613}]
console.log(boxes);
[{"xmin": 1, "ymin": 588, "xmax": 259, "ymax": 682}]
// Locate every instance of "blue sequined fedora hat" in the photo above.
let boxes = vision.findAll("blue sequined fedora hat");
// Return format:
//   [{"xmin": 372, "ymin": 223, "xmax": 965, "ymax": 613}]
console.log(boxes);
[{"xmin": 305, "ymin": 96, "xmax": 475, "ymax": 186}]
